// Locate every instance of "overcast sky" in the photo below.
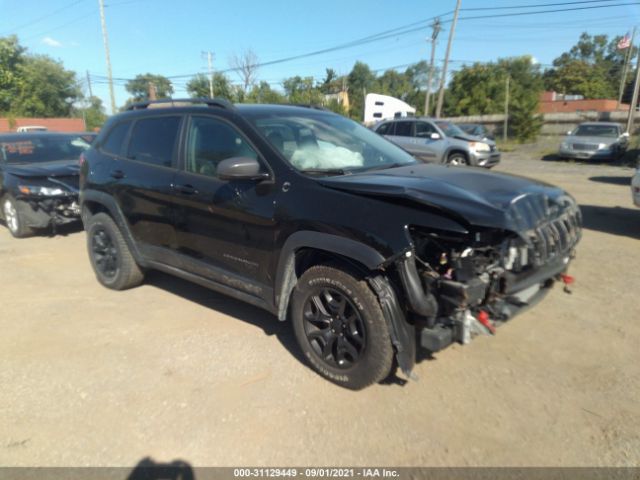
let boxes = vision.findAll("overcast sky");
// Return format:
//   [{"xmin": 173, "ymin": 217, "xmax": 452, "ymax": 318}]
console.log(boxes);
[{"xmin": 1, "ymin": 0, "xmax": 639, "ymax": 112}]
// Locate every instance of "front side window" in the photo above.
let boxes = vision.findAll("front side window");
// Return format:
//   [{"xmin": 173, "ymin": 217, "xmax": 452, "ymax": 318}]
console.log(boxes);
[
  {"xmin": 375, "ymin": 122, "xmax": 392, "ymax": 135},
  {"xmin": 127, "ymin": 116, "xmax": 181, "ymax": 167},
  {"xmin": 245, "ymin": 110, "xmax": 417, "ymax": 174},
  {"xmin": 415, "ymin": 122, "xmax": 436, "ymax": 138},
  {"xmin": 185, "ymin": 116, "xmax": 258, "ymax": 178}
]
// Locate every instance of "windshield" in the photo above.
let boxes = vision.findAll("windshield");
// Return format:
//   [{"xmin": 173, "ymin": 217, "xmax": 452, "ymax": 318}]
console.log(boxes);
[
  {"xmin": 246, "ymin": 110, "xmax": 417, "ymax": 174},
  {"xmin": 434, "ymin": 121, "xmax": 466, "ymax": 137},
  {"xmin": 0, "ymin": 135, "xmax": 92, "ymax": 164},
  {"xmin": 573, "ymin": 125, "xmax": 619, "ymax": 138}
]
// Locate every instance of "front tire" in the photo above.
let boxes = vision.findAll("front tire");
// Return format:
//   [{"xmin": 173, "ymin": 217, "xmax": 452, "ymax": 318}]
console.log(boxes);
[
  {"xmin": 2, "ymin": 195, "xmax": 34, "ymax": 238},
  {"xmin": 85, "ymin": 212, "xmax": 144, "ymax": 290},
  {"xmin": 290, "ymin": 265, "xmax": 394, "ymax": 389},
  {"xmin": 446, "ymin": 152, "xmax": 468, "ymax": 166}
]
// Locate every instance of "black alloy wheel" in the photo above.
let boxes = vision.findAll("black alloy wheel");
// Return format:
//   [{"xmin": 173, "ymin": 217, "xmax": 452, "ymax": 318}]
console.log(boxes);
[
  {"xmin": 302, "ymin": 287, "xmax": 366, "ymax": 369},
  {"xmin": 91, "ymin": 227, "xmax": 119, "ymax": 279}
]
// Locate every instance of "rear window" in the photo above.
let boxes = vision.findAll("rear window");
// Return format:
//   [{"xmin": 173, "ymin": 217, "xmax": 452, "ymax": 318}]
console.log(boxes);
[
  {"xmin": 126, "ymin": 116, "xmax": 181, "ymax": 167},
  {"xmin": 394, "ymin": 121, "xmax": 413, "ymax": 137},
  {"xmin": 0, "ymin": 135, "xmax": 92, "ymax": 164},
  {"xmin": 101, "ymin": 121, "xmax": 131, "ymax": 156}
]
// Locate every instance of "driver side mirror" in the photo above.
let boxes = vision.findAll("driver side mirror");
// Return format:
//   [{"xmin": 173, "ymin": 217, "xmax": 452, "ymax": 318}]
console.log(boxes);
[
  {"xmin": 430, "ymin": 132, "xmax": 441, "ymax": 140},
  {"xmin": 217, "ymin": 157, "xmax": 270, "ymax": 181},
  {"xmin": 622, "ymin": 132, "xmax": 630, "ymax": 138}
]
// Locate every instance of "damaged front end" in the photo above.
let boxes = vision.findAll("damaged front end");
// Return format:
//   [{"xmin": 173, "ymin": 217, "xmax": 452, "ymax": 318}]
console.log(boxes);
[
  {"xmin": 396, "ymin": 194, "xmax": 582, "ymax": 357},
  {"xmin": 15, "ymin": 179, "xmax": 81, "ymax": 230}
]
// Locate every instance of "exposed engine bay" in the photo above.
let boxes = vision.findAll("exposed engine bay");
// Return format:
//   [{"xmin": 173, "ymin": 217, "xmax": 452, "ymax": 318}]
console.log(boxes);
[{"xmin": 399, "ymin": 200, "xmax": 582, "ymax": 352}]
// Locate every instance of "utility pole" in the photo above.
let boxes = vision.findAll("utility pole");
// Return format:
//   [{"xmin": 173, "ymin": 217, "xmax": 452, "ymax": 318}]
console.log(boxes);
[
  {"xmin": 97, "ymin": 0, "xmax": 116, "ymax": 114},
  {"xmin": 86, "ymin": 70, "xmax": 93, "ymax": 98},
  {"xmin": 202, "ymin": 51, "xmax": 214, "ymax": 98},
  {"xmin": 503, "ymin": 75, "xmax": 510, "ymax": 142},
  {"xmin": 424, "ymin": 18, "xmax": 441, "ymax": 117},
  {"xmin": 435, "ymin": 0, "xmax": 461, "ymax": 118},
  {"xmin": 626, "ymin": 46, "xmax": 640, "ymax": 133},
  {"xmin": 148, "ymin": 82, "xmax": 157, "ymax": 101},
  {"xmin": 617, "ymin": 27, "xmax": 636, "ymax": 109}
]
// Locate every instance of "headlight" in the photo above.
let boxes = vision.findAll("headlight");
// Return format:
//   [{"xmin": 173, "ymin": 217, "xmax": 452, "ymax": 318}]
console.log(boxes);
[
  {"xmin": 560, "ymin": 142, "xmax": 570, "ymax": 150},
  {"xmin": 18, "ymin": 185, "xmax": 67, "ymax": 196},
  {"xmin": 597, "ymin": 143, "xmax": 610, "ymax": 151},
  {"xmin": 469, "ymin": 142, "xmax": 490, "ymax": 152}
]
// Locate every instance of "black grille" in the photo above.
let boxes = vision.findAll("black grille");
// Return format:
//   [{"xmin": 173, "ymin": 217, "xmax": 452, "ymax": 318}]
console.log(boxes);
[{"xmin": 527, "ymin": 206, "xmax": 581, "ymax": 266}]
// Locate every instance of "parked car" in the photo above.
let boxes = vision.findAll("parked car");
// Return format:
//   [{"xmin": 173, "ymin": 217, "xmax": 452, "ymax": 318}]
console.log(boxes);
[
  {"xmin": 16, "ymin": 125, "xmax": 47, "ymax": 133},
  {"xmin": 0, "ymin": 132, "xmax": 90, "ymax": 237},
  {"xmin": 457, "ymin": 123, "xmax": 495, "ymax": 141},
  {"xmin": 559, "ymin": 122, "xmax": 629, "ymax": 160},
  {"xmin": 632, "ymin": 168, "xmax": 640, "ymax": 207},
  {"xmin": 80, "ymin": 99, "xmax": 580, "ymax": 389},
  {"xmin": 373, "ymin": 117, "xmax": 500, "ymax": 167}
]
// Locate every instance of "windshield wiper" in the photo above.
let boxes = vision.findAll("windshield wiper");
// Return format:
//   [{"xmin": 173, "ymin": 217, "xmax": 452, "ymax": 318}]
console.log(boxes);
[
  {"xmin": 299, "ymin": 168, "xmax": 347, "ymax": 176},
  {"xmin": 356, "ymin": 162, "xmax": 411, "ymax": 173}
]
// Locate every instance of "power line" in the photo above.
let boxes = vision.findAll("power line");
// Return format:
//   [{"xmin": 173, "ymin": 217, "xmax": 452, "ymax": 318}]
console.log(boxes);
[
  {"xmin": 21, "ymin": 11, "xmax": 96, "ymax": 42},
  {"xmin": 0, "ymin": 0, "xmax": 86, "ymax": 35},
  {"xmin": 460, "ymin": 0, "xmax": 625, "ymax": 11}
]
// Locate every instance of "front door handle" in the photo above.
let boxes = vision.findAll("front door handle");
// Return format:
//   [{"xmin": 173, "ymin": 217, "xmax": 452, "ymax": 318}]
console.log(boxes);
[
  {"xmin": 172, "ymin": 183, "xmax": 198, "ymax": 195},
  {"xmin": 110, "ymin": 169, "xmax": 125, "ymax": 180}
]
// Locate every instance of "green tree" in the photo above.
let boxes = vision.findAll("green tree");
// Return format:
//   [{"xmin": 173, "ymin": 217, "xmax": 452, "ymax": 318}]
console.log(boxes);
[
  {"xmin": 347, "ymin": 61, "xmax": 376, "ymax": 120},
  {"xmin": 445, "ymin": 56, "xmax": 543, "ymax": 142},
  {"xmin": 12, "ymin": 55, "xmax": 80, "ymax": 117},
  {"xmin": 125, "ymin": 73, "xmax": 173, "ymax": 102},
  {"xmin": 246, "ymin": 81, "xmax": 285, "ymax": 104},
  {"xmin": 82, "ymin": 96, "xmax": 107, "ymax": 130},
  {"xmin": 0, "ymin": 36, "xmax": 26, "ymax": 114},
  {"xmin": 544, "ymin": 32, "xmax": 636, "ymax": 98},
  {"xmin": 283, "ymin": 76, "xmax": 323, "ymax": 104},
  {"xmin": 186, "ymin": 72, "xmax": 234, "ymax": 100}
]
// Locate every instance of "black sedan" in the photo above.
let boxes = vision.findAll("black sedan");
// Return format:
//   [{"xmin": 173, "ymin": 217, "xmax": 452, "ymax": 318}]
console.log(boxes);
[{"xmin": 0, "ymin": 132, "xmax": 92, "ymax": 237}]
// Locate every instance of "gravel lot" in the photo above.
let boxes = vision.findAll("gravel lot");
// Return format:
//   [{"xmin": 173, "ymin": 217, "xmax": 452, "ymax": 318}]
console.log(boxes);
[{"xmin": 1, "ymin": 144, "xmax": 639, "ymax": 468}]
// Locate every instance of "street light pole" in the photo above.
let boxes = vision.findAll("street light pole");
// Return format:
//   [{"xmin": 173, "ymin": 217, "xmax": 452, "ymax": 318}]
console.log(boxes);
[{"xmin": 97, "ymin": 0, "xmax": 116, "ymax": 113}]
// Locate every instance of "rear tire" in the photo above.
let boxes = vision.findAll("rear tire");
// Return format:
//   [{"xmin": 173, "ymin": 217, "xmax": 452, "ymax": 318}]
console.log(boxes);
[
  {"xmin": 85, "ymin": 212, "xmax": 144, "ymax": 290},
  {"xmin": 2, "ymin": 195, "xmax": 34, "ymax": 238},
  {"xmin": 290, "ymin": 265, "xmax": 394, "ymax": 390}
]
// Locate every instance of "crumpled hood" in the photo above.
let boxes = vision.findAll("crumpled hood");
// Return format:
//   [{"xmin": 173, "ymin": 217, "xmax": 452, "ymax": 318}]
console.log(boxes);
[
  {"xmin": 3, "ymin": 160, "xmax": 80, "ymax": 178},
  {"xmin": 318, "ymin": 163, "xmax": 576, "ymax": 232}
]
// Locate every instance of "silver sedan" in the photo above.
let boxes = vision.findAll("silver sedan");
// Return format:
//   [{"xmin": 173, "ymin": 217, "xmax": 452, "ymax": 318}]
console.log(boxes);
[{"xmin": 559, "ymin": 122, "xmax": 629, "ymax": 160}]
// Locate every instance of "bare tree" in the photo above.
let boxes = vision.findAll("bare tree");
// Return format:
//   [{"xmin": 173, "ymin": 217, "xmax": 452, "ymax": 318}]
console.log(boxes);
[{"xmin": 229, "ymin": 49, "xmax": 259, "ymax": 93}]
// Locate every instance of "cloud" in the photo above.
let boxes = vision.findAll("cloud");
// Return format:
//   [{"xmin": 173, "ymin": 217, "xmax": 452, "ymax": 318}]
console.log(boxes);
[{"xmin": 42, "ymin": 36, "xmax": 62, "ymax": 47}]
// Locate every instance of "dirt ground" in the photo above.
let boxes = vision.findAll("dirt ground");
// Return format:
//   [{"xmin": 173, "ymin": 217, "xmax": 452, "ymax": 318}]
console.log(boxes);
[{"xmin": 1, "ymin": 143, "xmax": 639, "ymax": 468}]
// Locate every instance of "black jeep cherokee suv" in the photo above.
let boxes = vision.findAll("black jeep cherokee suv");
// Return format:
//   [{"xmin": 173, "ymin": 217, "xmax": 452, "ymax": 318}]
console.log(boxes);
[{"xmin": 80, "ymin": 99, "xmax": 581, "ymax": 389}]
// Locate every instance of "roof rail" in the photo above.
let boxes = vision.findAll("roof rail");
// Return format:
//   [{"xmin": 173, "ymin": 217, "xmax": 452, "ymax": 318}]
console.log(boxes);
[
  {"xmin": 126, "ymin": 97, "xmax": 234, "ymax": 111},
  {"xmin": 289, "ymin": 103, "xmax": 330, "ymax": 111}
]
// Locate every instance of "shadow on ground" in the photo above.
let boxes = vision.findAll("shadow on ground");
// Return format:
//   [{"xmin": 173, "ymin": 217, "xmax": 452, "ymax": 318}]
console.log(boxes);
[
  {"xmin": 0, "ymin": 220, "xmax": 83, "ymax": 237},
  {"xmin": 589, "ymin": 175, "xmax": 632, "ymax": 186},
  {"xmin": 541, "ymin": 149, "xmax": 640, "ymax": 167},
  {"xmin": 146, "ymin": 270, "xmax": 414, "ymax": 387},
  {"xmin": 580, "ymin": 204, "xmax": 640, "ymax": 240},
  {"xmin": 128, "ymin": 457, "xmax": 194, "ymax": 480}
]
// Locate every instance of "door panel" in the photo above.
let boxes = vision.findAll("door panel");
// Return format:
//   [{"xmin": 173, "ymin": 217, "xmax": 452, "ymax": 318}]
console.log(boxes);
[
  {"xmin": 172, "ymin": 115, "xmax": 277, "ymax": 291},
  {"xmin": 411, "ymin": 121, "xmax": 441, "ymax": 162},
  {"xmin": 114, "ymin": 115, "xmax": 182, "ymax": 265}
]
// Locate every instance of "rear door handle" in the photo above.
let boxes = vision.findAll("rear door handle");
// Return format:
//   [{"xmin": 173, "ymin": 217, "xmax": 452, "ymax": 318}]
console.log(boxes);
[
  {"xmin": 172, "ymin": 183, "xmax": 198, "ymax": 195},
  {"xmin": 110, "ymin": 170, "xmax": 125, "ymax": 180}
]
